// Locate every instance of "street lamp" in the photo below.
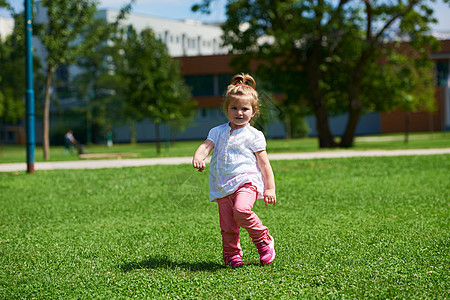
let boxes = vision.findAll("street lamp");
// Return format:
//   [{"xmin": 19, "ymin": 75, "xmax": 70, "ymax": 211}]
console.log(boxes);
[{"xmin": 25, "ymin": 0, "xmax": 35, "ymax": 173}]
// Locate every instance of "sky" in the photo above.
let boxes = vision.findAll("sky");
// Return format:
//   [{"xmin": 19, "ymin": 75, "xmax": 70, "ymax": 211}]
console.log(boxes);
[{"xmin": 1, "ymin": 0, "xmax": 449, "ymax": 31}]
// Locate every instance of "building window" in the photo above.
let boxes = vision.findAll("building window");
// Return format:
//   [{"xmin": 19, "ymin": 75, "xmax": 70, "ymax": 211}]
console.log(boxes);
[
  {"xmin": 184, "ymin": 75, "xmax": 214, "ymax": 96},
  {"xmin": 436, "ymin": 60, "xmax": 449, "ymax": 86},
  {"xmin": 55, "ymin": 64, "xmax": 71, "ymax": 97},
  {"xmin": 187, "ymin": 38, "xmax": 196, "ymax": 49},
  {"xmin": 56, "ymin": 64, "xmax": 69, "ymax": 82},
  {"xmin": 218, "ymin": 74, "xmax": 234, "ymax": 94}
]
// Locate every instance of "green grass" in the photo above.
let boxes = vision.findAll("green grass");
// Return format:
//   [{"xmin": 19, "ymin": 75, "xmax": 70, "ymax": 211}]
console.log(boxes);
[
  {"xmin": 0, "ymin": 140, "xmax": 203, "ymax": 163},
  {"xmin": 1, "ymin": 155, "xmax": 449, "ymax": 298},
  {"xmin": 1, "ymin": 132, "xmax": 449, "ymax": 163}
]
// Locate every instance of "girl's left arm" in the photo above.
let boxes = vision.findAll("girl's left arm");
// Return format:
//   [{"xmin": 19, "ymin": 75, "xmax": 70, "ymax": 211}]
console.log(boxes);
[{"xmin": 255, "ymin": 150, "xmax": 276, "ymax": 206}]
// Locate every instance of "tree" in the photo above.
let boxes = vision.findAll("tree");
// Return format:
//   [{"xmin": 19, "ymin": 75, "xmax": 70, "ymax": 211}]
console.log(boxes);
[
  {"xmin": 35, "ymin": 0, "xmax": 100, "ymax": 159},
  {"xmin": 0, "ymin": 2, "xmax": 18, "ymax": 122},
  {"xmin": 389, "ymin": 52, "xmax": 436, "ymax": 143},
  {"xmin": 71, "ymin": 7, "xmax": 135, "ymax": 145},
  {"xmin": 120, "ymin": 26, "xmax": 196, "ymax": 153},
  {"xmin": 0, "ymin": 35, "xmax": 25, "ymax": 124},
  {"xmin": 36, "ymin": 0, "xmax": 135, "ymax": 157},
  {"xmin": 0, "ymin": 11, "xmax": 42, "ymax": 124},
  {"xmin": 194, "ymin": 0, "xmax": 442, "ymax": 148},
  {"xmin": 329, "ymin": 0, "xmax": 439, "ymax": 147},
  {"xmin": 72, "ymin": 39, "xmax": 120, "ymax": 144}
]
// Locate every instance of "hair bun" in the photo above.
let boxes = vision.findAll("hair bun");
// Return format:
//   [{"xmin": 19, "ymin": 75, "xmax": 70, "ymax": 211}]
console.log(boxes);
[{"xmin": 231, "ymin": 73, "xmax": 256, "ymax": 89}]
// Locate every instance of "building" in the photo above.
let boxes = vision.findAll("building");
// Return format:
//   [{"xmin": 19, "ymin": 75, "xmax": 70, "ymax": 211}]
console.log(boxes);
[
  {"xmin": 0, "ymin": 16, "xmax": 13, "ymax": 40},
  {"xmin": 97, "ymin": 9, "xmax": 228, "ymax": 58},
  {"xmin": 1, "ymin": 6, "xmax": 449, "ymax": 145}
]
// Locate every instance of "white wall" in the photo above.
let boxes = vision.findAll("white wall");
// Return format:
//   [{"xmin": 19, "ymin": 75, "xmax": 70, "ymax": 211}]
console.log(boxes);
[
  {"xmin": 97, "ymin": 9, "xmax": 228, "ymax": 57},
  {"xmin": 0, "ymin": 16, "xmax": 14, "ymax": 40}
]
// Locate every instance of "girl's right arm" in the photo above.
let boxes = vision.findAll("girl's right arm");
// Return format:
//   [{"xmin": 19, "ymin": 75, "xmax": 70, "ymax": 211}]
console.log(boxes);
[{"xmin": 192, "ymin": 139, "xmax": 214, "ymax": 172}]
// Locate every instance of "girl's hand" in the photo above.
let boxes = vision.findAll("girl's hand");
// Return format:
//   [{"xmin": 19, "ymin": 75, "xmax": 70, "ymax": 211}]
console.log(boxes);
[
  {"xmin": 193, "ymin": 139, "xmax": 214, "ymax": 172},
  {"xmin": 255, "ymin": 150, "xmax": 276, "ymax": 207},
  {"xmin": 192, "ymin": 159, "xmax": 206, "ymax": 172},
  {"xmin": 264, "ymin": 189, "xmax": 276, "ymax": 206}
]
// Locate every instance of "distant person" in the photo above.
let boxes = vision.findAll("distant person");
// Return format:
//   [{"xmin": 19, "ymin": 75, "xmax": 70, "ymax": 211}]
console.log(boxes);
[
  {"xmin": 192, "ymin": 73, "xmax": 277, "ymax": 268},
  {"xmin": 63, "ymin": 130, "xmax": 77, "ymax": 154}
]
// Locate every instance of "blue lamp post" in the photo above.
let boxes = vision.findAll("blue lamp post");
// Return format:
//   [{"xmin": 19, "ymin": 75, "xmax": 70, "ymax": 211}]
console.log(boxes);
[{"xmin": 25, "ymin": 0, "xmax": 35, "ymax": 173}]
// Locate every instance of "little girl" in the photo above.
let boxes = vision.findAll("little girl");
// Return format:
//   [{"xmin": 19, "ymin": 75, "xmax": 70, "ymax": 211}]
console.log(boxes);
[{"xmin": 193, "ymin": 73, "xmax": 276, "ymax": 267}]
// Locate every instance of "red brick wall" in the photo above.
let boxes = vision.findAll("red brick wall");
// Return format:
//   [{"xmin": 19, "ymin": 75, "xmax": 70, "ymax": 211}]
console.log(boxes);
[
  {"xmin": 178, "ymin": 55, "xmax": 235, "ymax": 75},
  {"xmin": 194, "ymin": 96, "xmax": 223, "ymax": 108}
]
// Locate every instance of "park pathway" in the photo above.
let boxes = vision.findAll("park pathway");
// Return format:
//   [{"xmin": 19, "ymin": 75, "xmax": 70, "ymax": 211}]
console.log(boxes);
[{"xmin": 1, "ymin": 148, "xmax": 450, "ymax": 172}]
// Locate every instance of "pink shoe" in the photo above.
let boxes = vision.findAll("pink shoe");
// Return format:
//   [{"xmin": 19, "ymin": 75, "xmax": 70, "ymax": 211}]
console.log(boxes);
[
  {"xmin": 225, "ymin": 255, "xmax": 244, "ymax": 268},
  {"xmin": 255, "ymin": 237, "xmax": 275, "ymax": 265}
]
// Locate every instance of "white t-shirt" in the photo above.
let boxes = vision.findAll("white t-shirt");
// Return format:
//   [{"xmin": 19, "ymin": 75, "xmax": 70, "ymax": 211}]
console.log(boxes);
[{"xmin": 207, "ymin": 123, "xmax": 266, "ymax": 201}]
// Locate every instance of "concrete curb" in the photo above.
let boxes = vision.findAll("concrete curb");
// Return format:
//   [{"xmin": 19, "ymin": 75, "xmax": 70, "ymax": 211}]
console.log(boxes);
[{"xmin": 1, "ymin": 148, "xmax": 449, "ymax": 172}]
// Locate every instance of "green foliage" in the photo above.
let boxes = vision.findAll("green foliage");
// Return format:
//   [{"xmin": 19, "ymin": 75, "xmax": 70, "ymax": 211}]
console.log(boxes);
[
  {"xmin": 0, "ymin": 0, "xmax": 9, "ymax": 9},
  {"xmin": 276, "ymin": 102, "xmax": 310, "ymax": 139},
  {"xmin": 0, "ymin": 18, "xmax": 25, "ymax": 123},
  {"xmin": 0, "ymin": 155, "xmax": 449, "ymax": 298},
  {"xmin": 37, "ymin": 0, "xmax": 98, "ymax": 67},
  {"xmin": 0, "ymin": 11, "xmax": 43, "ymax": 123},
  {"xmin": 252, "ymin": 90, "xmax": 284, "ymax": 135},
  {"xmin": 119, "ymin": 26, "xmax": 196, "ymax": 147},
  {"xmin": 390, "ymin": 52, "xmax": 436, "ymax": 113}
]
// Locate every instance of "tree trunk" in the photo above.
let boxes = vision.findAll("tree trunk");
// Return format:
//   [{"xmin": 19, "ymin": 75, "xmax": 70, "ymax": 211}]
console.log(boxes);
[
  {"xmin": 340, "ymin": 54, "xmax": 368, "ymax": 148},
  {"xmin": 43, "ymin": 64, "xmax": 53, "ymax": 161},
  {"xmin": 154, "ymin": 122, "xmax": 161, "ymax": 154},
  {"xmin": 92, "ymin": 122, "xmax": 100, "ymax": 144},
  {"xmin": 170, "ymin": 127, "xmax": 176, "ymax": 146},
  {"xmin": 404, "ymin": 112, "xmax": 410, "ymax": 144},
  {"xmin": 428, "ymin": 113, "xmax": 433, "ymax": 133},
  {"xmin": 306, "ymin": 39, "xmax": 337, "ymax": 148},
  {"xmin": 314, "ymin": 100, "xmax": 338, "ymax": 148},
  {"xmin": 129, "ymin": 121, "xmax": 136, "ymax": 144},
  {"xmin": 340, "ymin": 103, "xmax": 362, "ymax": 147},
  {"xmin": 284, "ymin": 114, "xmax": 292, "ymax": 139}
]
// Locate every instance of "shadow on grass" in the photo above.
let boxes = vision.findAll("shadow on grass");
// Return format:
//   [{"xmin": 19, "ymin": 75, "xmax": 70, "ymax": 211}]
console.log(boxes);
[{"xmin": 120, "ymin": 255, "xmax": 223, "ymax": 272}]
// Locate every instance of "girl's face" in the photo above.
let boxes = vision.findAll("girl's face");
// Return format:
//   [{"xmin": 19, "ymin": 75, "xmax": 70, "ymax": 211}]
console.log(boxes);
[{"xmin": 227, "ymin": 97, "xmax": 255, "ymax": 130}]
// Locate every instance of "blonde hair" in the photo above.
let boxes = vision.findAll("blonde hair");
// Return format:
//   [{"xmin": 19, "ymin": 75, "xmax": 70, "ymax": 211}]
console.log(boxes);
[{"xmin": 223, "ymin": 73, "xmax": 260, "ymax": 119}]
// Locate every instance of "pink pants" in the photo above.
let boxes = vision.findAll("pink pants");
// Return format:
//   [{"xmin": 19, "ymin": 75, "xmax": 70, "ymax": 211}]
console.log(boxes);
[{"xmin": 217, "ymin": 183, "xmax": 271, "ymax": 261}]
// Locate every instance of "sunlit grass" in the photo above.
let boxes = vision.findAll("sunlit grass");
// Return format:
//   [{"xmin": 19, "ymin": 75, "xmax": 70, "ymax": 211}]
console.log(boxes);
[{"xmin": 1, "ymin": 155, "xmax": 449, "ymax": 298}]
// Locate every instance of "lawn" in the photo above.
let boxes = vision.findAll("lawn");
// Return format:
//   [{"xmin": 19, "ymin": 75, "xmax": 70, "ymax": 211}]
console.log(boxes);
[
  {"xmin": 0, "ymin": 132, "xmax": 449, "ymax": 163},
  {"xmin": 1, "ymin": 154, "xmax": 449, "ymax": 298}
]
